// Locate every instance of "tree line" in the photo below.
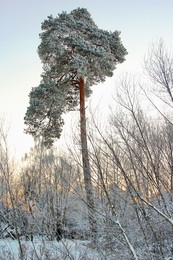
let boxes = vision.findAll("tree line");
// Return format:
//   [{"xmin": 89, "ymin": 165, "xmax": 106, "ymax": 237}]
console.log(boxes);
[{"xmin": 0, "ymin": 7, "xmax": 173, "ymax": 259}]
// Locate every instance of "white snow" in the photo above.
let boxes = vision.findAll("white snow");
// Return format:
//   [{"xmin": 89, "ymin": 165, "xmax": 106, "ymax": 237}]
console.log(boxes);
[{"xmin": 0, "ymin": 238, "xmax": 101, "ymax": 260}]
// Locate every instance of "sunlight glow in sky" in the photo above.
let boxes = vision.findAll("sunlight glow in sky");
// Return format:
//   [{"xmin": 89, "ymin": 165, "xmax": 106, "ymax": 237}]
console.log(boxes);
[{"xmin": 0, "ymin": 0, "xmax": 173, "ymax": 159}]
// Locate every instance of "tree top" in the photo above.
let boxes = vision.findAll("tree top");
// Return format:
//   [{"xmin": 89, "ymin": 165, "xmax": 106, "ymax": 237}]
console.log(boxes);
[{"xmin": 24, "ymin": 8, "xmax": 127, "ymax": 146}]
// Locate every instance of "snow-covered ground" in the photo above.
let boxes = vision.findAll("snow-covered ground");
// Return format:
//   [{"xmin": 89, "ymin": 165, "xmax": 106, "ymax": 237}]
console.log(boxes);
[{"xmin": 0, "ymin": 238, "xmax": 101, "ymax": 260}]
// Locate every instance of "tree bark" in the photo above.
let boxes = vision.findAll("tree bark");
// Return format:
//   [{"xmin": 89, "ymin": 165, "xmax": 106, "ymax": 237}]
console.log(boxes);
[{"xmin": 79, "ymin": 77, "xmax": 96, "ymax": 236}]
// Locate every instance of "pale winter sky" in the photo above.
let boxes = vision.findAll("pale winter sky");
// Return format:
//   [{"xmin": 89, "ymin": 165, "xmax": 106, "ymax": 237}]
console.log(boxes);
[{"xmin": 0, "ymin": 0, "xmax": 173, "ymax": 159}]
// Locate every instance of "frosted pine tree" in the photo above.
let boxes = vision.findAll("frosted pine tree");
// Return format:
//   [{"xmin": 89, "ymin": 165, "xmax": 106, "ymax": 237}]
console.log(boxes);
[{"xmin": 24, "ymin": 8, "xmax": 127, "ymax": 237}]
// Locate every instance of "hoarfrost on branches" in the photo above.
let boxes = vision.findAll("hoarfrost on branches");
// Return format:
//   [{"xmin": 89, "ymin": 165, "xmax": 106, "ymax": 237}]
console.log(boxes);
[{"xmin": 24, "ymin": 7, "xmax": 127, "ymax": 146}]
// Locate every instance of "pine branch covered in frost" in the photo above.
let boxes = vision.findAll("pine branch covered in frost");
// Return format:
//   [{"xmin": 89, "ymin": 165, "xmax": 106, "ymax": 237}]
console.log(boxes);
[{"xmin": 24, "ymin": 7, "xmax": 127, "ymax": 146}]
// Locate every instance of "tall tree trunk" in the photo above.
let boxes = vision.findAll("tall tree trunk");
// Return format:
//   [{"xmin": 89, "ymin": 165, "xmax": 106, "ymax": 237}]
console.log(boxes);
[{"xmin": 79, "ymin": 77, "xmax": 97, "ymax": 236}]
